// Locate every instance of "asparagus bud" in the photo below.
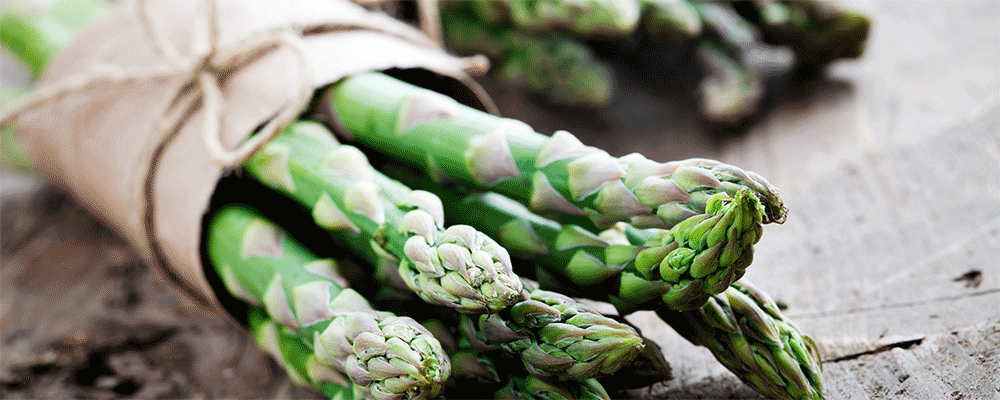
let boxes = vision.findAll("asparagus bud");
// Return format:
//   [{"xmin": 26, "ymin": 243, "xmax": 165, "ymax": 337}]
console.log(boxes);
[
  {"xmin": 243, "ymin": 121, "xmax": 524, "ymax": 313},
  {"xmin": 320, "ymin": 72, "xmax": 786, "ymax": 230},
  {"xmin": 466, "ymin": 288, "xmax": 644, "ymax": 380},
  {"xmin": 248, "ymin": 309, "xmax": 367, "ymax": 400},
  {"xmin": 209, "ymin": 206, "xmax": 451, "ymax": 400},
  {"xmin": 625, "ymin": 189, "xmax": 764, "ymax": 310},
  {"xmin": 421, "ymin": 319, "xmax": 613, "ymax": 400},
  {"xmin": 658, "ymin": 280, "xmax": 824, "ymax": 400}
]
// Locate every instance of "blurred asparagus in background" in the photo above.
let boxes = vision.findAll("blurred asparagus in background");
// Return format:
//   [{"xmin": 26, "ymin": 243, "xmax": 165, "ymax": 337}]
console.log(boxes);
[
  {"xmin": 734, "ymin": 0, "xmax": 870, "ymax": 71},
  {"xmin": 0, "ymin": 0, "xmax": 109, "ymax": 79},
  {"xmin": 430, "ymin": 0, "xmax": 869, "ymax": 126},
  {"xmin": 442, "ymin": 6, "xmax": 614, "ymax": 108},
  {"xmin": 692, "ymin": 1, "xmax": 796, "ymax": 126},
  {"xmin": 1, "ymin": 85, "xmax": 31, "ymax": 170},
  {"xmin": 464, "ymin": 0, "xmax": 641, "ymax": 37}
]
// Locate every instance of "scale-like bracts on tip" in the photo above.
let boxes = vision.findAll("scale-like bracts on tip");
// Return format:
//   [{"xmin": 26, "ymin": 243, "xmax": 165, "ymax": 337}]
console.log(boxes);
[
  {"xmin": 658, "ymin": 281, "xmax": 824, "ymax": 400},
  {"xmin": 209, "ymin": 206, "xmax": 451, "ymax": 400},
  {"xmin": 320, "ymin": 72, "xmax": 785, "ymax": 232},
  {"xmin": 242, "ymin": 121, "xmax": 524, "ymax": 313},
  {"xmin": 420, "ymin": 319, "xmax": 613, "ymax": 400},
  {"xmin": 248, "ymin": 309, "xmax": 368, "ymax": 400},
  {"xmin": 406, "ymin": 183, "xmax": 763, "ymax": 312},
  {"xmin": 463, "ymin": 288, "xmax": 644, "ymax": 380}
]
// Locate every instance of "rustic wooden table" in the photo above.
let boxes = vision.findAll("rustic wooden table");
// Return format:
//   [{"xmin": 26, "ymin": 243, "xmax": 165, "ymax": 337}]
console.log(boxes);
[{"xmin": 3, "ymin": 1, "xmax": 998, "ymax": 399}]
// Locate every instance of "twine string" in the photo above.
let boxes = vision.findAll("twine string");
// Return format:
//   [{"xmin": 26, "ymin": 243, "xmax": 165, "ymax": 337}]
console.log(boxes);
[{"xmin": 0, "ymin": 0, "xmax": 314, "ymax": 168}]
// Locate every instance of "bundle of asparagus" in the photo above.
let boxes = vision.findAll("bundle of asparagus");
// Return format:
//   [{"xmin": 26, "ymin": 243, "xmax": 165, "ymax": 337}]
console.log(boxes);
[
  {"xmin": 209, "ymin": 205, "xmax": 452, "ymax": 400},
  {"xmin": 435, "ymin": 0, "xmax": 869, "ymax": 126},
  {"xmin": 3, "ymin": 1, "xmax": 824, "ymax": 398},
  {"xmin": 381, "ymin": 170, "xmax": 823, "ymax": 399}
]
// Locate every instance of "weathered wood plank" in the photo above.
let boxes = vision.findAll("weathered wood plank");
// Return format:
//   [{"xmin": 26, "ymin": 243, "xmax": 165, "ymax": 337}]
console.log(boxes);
[
  {"xmin": 821, "ymin": 323, "xmax": 1000, "ymax": 399},
  {"xmin": 911, "ymin": 328, "xmax": 998, "ymax": 400},
  {"xmin": 0, "ymin": 186, "xmax": 324, "ymax": 399},
  {"xmin": 738, "ymin": 106, "xmax": 1000, "ymax": 359},
  {"xmin": 720, "ymin": 0, "xmax": 1000, "ymax": 198},
  {"xmin": 952, "ymin": 324, "xmax": 1000, "ymax": 395}
]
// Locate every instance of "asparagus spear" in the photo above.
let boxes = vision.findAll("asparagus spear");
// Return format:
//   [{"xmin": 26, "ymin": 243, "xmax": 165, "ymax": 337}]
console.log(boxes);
[
  {"xmin": 421, "ymin": 319, "xmax": 613, "ymax": 400},
  {"xmin": 746, "ymin": 0, "xmax": 870, "ymax": 70},
  {"xmin": 379, "ymin": 161, "xmax": 762, "ymax": 312},
  {"xmin": 658, "ymin": 280, "xmax": 824, "ymax": 400},
  {"xmin": 442, "ymin": 11, "xmax": 613, "ymax": 107},
  {"xmin": 1, "ymin": 85, "xmax": 32, "ymax": 170},
  {"xmin": 691, "ymin": 1, "xmax": 795, "ymax": 126},
  {"xmin": 0, "ymin": 0, "xmax": 108, "ymax": 79},
  {"xmin": 372, "ymin": 278, "xmax": 644, "ymax": 381},
  {"xmin": 318, "ymin": 72, "xmax": 786, "ymax": 231},
  {"xmin": 693, "ymin": 39, "xmax": 763, "ymax": 126},
  {"xmin": 462, "ymin": 287, "xmax": 644, "ymax": 380},
  {"xmin": 697, "ymin": 2, "xmax": 796, "ymax": 83},
  {"xmin": 248, "ymin": 308, "xmax": 368, "ymax": 400},
  {"xmin": 242, "ymin": 121, "xmax": 525, "ymax": 313},
  {"xmin": 209, "ymin": 205, "xmax": 452, "ymax": 400},
  {"xmin": 639, "ymin": 0, "xmax": 703, "ymax": 43},
  {"xmin": 464, "ymin": 0, "xmax": 642, "ymax": 37}
]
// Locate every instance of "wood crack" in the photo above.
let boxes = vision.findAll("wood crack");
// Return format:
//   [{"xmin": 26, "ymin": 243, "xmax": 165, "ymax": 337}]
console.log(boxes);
[
  {"xmin": 789, "ymin": 288, "xmax": 1000, "ymax": 319},
  {"xmin": 827, "ymin": 337, "xmax": 926, "ymax": 363}
]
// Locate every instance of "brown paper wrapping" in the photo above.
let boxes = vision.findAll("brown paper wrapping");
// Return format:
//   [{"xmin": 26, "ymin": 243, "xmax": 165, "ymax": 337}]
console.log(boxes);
[{"xmin": 15, "ymin": 0, "xmax": 495, "ymax": 309}]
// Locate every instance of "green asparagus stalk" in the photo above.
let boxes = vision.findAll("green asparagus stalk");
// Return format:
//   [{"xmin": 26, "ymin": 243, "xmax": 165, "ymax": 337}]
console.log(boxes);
[
  {"xmin": 319, "ymin": 72, "xmax": 786, "ymax": 230},
  {"xmin": 242, "ymin": 121, "xmax": 525, "ymax": 313},
  {"xmin": 465, "ymin": 0, "xmax": 642, "ymax": 37},
  {"xmin": 692, "ymin": 2, "xmax": 795, "ymax": 125},
  {"xmin": 462, "ymin": 287, "xmax": 644, "ymax": 380},
  {"xmin": 384, "ymin": 164, "xmax": 762, "ymax": 312},
  {"xmin": 1, "ymin": 85, "xmax": 32, "ymax": 170},
  {"xmin": 1, "ymin": 0, "xmax": 109, "ymax": 169},
  {"xmin": 421, "ymin": 319, "xmax": 613, "ymax": 400},
  {"xmin": 692, "ymin": 39, "xmax": 763, "ymax": 126},
  {"xmin": 442, "ymin": 11, "xmax": 613, "ymax": 107},
  {"xmin": 248, "ymin": 308, "xmax": 368, "ymax": 400},
  {"xmin": 209, "ymin": 205, "xmax": 452, "ymax": 400},
  {"xmin": 698, "ymin": 2, "xmax": 796, "ymax": 83},
  {"xmin": 639, "ymin": 0, "xmax": 703, "ymax": 43},
  {"xmin": 657, "ymin": 280, "xmax": 824, "ymax": 400},
  {"xmin": 747, "ymin": 0, "xmax": 870, "ymax": 70},
  {"xmin": 377, "ymin": 281, "xmax": 656, "ymax": 384},
  {"xmin": 599, "ymin": 333, "xmax": 672, "ymax": 391},
  {"xmin": 0, "ymin": 0, "xmax": 108, "ymax": 79}
]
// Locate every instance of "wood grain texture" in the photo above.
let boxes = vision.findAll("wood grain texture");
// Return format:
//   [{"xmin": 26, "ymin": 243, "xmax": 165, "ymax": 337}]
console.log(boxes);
[{"xmin": 0, "ymin": 184, "xmax": 324, "ymax": 400}]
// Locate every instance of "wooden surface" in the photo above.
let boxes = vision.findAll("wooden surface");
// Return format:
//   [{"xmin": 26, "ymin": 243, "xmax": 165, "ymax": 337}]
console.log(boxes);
[{"xmin": 3, "ymin": 1, "xmax": 999, "ymax": 399}]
